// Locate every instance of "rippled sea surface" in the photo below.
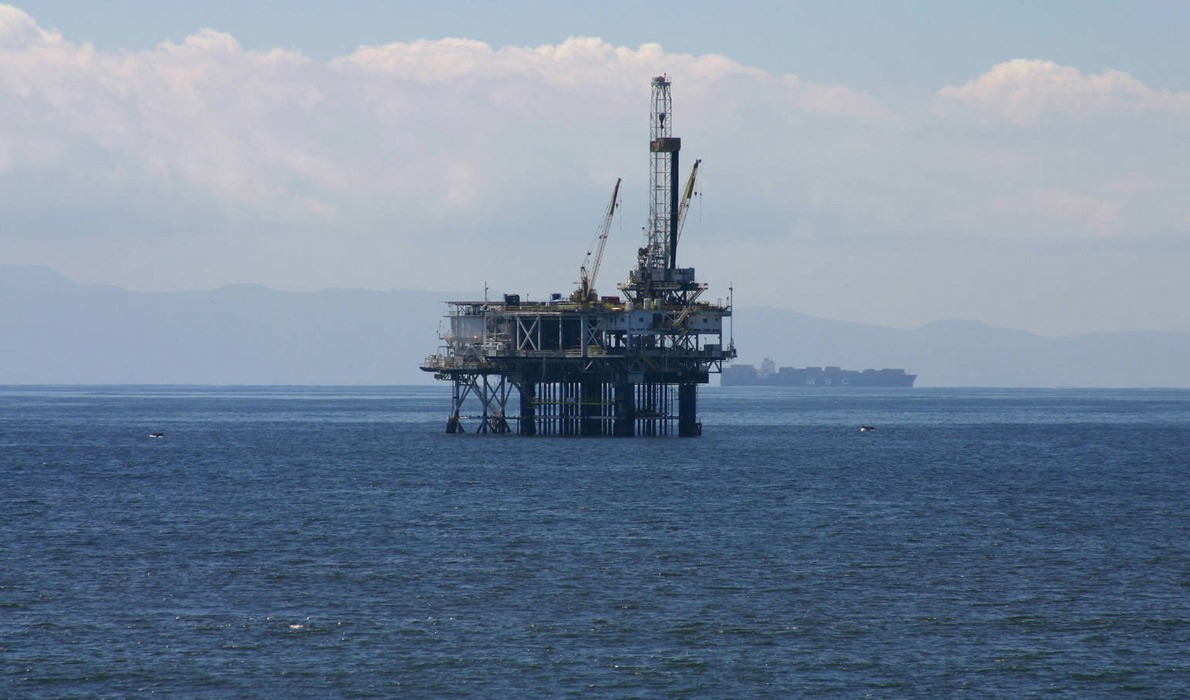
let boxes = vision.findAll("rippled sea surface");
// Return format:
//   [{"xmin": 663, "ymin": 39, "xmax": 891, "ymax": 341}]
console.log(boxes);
[{"xmin": 2, "ymin": 386, "xmax": 1187, "ymax": 697}]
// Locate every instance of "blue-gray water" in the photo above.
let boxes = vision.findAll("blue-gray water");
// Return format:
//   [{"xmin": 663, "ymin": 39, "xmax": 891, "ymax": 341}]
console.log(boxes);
[{"xmin": 2, "ymin": 386, "xmax": 1187, "ymax": 697}]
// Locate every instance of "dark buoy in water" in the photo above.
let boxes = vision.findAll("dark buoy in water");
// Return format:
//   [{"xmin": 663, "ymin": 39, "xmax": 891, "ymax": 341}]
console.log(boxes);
[{"xmin": 859, "ymin": 425, "xmax": 875, "ymax": 433}]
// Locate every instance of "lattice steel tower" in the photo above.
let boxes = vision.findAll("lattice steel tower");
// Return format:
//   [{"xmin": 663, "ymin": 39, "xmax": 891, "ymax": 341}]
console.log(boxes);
[{"xmin": 644, "ymin": 75, "xmax": 679, "ymax": 272}]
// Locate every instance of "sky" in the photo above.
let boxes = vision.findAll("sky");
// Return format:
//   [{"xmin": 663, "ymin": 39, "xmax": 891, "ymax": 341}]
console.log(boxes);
[{"xmin": 2, "ymin": 1, "xmax": 1188, "ymax": 337}]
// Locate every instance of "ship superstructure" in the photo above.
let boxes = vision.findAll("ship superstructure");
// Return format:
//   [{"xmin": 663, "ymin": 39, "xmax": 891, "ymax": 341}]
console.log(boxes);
[
  {"xmin": 421, "ymin": 76, "xmax": 736, "ymax": 436},
  {"xmin": 721, "ymin": 360, "xmax": 917, "ymax": 387}
]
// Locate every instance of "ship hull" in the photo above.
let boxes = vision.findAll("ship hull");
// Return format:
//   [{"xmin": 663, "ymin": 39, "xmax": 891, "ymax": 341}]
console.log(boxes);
[{"xmin": 721, "ymin": 364, "xmax": 916, "ymax": 387}]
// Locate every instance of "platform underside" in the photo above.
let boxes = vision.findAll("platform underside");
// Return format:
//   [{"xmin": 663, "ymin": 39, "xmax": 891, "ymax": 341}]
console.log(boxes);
[{"xmin": 430, "ymin": 363, "xmax": 707, "ymax": 437}]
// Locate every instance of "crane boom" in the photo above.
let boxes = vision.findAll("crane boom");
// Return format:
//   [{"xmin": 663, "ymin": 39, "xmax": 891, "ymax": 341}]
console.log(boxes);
[
  {"xmin": 576, "ymin": 177, "xmax": 621, "ymax": 303},
  {"xmin": 674, "ymin": 159, "xmax": 701, "ymax": 247}
]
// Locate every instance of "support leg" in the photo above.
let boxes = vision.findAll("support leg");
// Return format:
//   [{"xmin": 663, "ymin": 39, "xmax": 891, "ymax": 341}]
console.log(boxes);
[
  {"xmin": 678, "ymin": 383, "xmax": 698, "ymax": 437},
  {"xmin": 581, "ymin": 381, "xmax": 601, "ymax": 436},
  {"xmin": 613, "ymin": 382, "xmax": 635, "ymax": 437},
  {"xmin": 519, "ymin": 382, "xmax": 537, "ymax": 436}
]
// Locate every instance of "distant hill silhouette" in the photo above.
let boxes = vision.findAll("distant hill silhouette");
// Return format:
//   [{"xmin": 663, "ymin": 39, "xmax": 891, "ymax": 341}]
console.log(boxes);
[
  {"xmin": 3, "ymin": 266, "xmax": 1188, "ymax": 387},
  {"xmin": 0, "ymin": 266, "xmax": 462, "ymax": 385},
  {"xmin": 735, "ymin": 307, "xmax": 1190, "ymax": 388}
]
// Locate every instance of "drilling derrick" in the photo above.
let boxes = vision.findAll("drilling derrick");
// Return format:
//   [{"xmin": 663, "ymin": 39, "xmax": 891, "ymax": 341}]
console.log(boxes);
[
  {"xmin": 421, "ymin": 75, "xmax": 735, "ymax": 436},
  {"xmin": 643, "ymin": 75, "xmax": 679, "ymax": 273}
]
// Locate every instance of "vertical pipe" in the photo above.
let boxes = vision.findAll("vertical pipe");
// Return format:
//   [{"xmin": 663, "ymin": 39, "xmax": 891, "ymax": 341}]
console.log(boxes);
[
  {"xmin": 477, "ymin": 375, "xmax": 489, "ymax": 434},
  {"xmin": 669, "ymin": 150, "xmax": 679, "ymax": 269},
  {"xmin": 562, "ymin": 382, "xmax": 570, "ymax": 436},
  {"xmin": 565, "ymin": 381, "xmax": 573, "ymax": 436},
  {"xmin": 641, "ymin": 383, "xmax": 653, "ymax": 436}
]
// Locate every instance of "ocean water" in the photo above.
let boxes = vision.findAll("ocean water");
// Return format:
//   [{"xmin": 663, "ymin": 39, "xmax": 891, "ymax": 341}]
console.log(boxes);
[{"xmin": 1, "ymin": 385, "xmax": 1187, "ymax": 697}]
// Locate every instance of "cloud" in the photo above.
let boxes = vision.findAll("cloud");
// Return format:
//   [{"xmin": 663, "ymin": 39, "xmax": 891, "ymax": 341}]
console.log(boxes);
[
  {"xmin": 1095, "ymin": 175, "xmax": 1162, "ymax": 197},
  {"xmin": 1, "ymin": 10, "xmax": 337, "ymax": 216},
  {"xmin": 0, "ymin": 6, "xmax": 886, "ymax": 224},
  {"xmin": 992, "ymin": 188, "xmax": 1125, "ymax": 236},
  {"xmin": 937, "ymin": 58, "xmax": 1190, "ymax": 126},
  {"xmin": 0, "ymin": 2, "xmax": 45, "ymax": 47}
]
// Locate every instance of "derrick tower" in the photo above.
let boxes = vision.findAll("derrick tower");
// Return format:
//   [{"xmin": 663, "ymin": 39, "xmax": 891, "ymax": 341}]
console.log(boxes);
[
  {"xmin": 421, "ymin": 76, "xmax": 735, "ymax": 436},
  {"xmin": 644, "ymin": 74, "xmax": 678, "ymax": 272}
]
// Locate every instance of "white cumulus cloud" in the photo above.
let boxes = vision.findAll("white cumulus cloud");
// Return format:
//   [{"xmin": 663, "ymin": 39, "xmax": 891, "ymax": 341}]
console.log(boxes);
[
  {"xmin": 0, "ymin": 6, "xmax": 887, "ymax": 222},
  {"xmin": 937, "ymin": 58, "xmax": 1190, "ymax": 126}
]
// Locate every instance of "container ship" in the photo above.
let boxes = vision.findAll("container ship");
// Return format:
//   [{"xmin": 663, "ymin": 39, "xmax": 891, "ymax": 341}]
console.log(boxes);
[{"xmin": 721, "ymin": 357, "xmax": 916, "ymax": 387}]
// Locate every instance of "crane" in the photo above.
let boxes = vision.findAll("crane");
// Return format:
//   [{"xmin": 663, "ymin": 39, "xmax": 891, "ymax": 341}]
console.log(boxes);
[
  {"xmin": 574, "ymin": 178, "xmax": 621, "ymax": 303},
  {"xmin": 674, "ymin": 159, "xmax": 701, "ymax": 248}
]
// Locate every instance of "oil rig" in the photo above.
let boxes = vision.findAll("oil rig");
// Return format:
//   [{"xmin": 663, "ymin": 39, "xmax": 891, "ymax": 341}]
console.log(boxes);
[{"xmin": 421, "ymin": 76, "xmax": 735, "ymax": 436}]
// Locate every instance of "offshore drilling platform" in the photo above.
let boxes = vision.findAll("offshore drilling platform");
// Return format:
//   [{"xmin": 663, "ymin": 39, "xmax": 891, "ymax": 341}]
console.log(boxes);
[{"xmin": 421, "ymin": 76, "xmax": 735, "ymax": 436}]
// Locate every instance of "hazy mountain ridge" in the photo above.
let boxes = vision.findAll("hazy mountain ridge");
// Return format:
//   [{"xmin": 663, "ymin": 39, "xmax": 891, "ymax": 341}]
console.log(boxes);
[
  {"xmin": 740, "ymin": 307, "xmax": 1190, "ymax": 387},
  {"xmin": 1, "ymin": 266, "xmax": 463, "ymax": 385},
  {"xmin": 3, "ymin": 267, "xmax": 1188, "ymax": 387}
]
